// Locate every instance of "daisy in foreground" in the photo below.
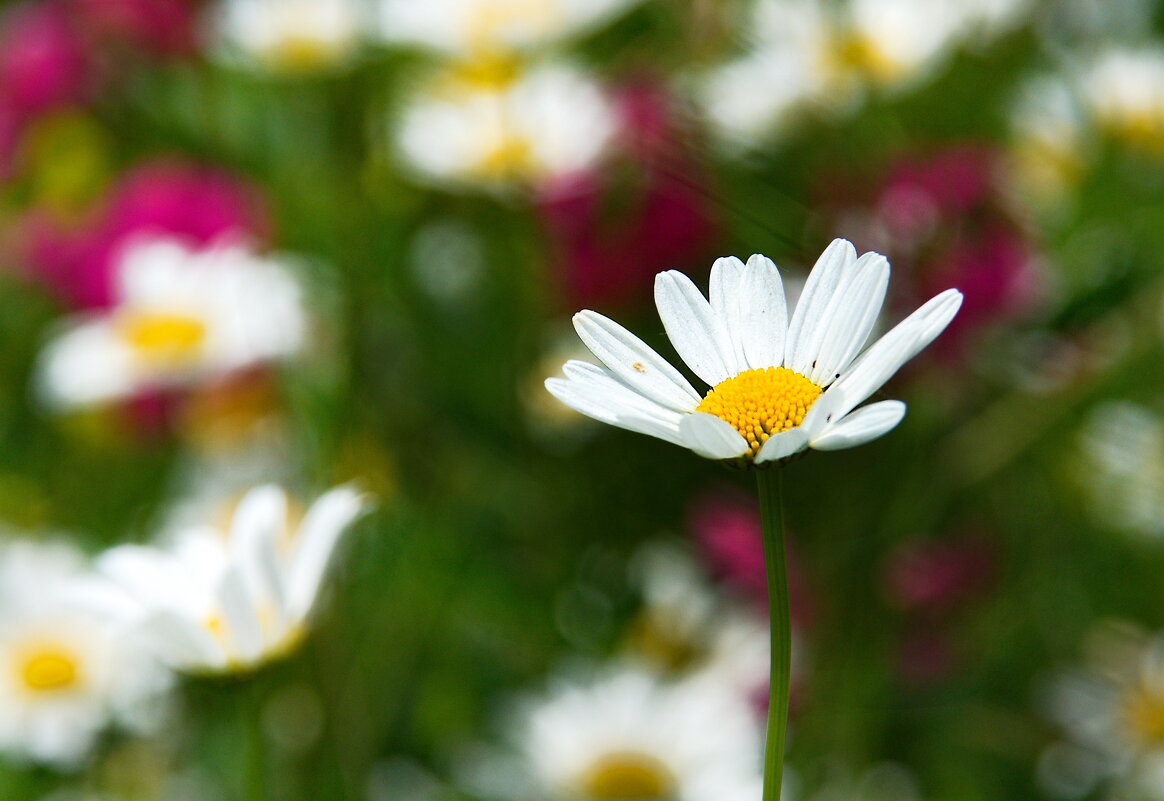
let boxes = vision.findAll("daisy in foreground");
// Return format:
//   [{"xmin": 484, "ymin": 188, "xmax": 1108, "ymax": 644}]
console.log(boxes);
[
  {"xmin": 545, "ymin": 238, "xmax": 962, "ymax": 465},
  {"xmin": 98, "ymin": 484, "xmax": 367, "ymax": 674},
  {"xmin": 546, "ymin": 237, "xmax": 960, "ymax": 801}
]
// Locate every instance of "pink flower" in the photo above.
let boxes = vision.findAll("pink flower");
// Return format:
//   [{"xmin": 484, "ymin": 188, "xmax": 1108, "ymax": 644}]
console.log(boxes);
[
  {"xmin": 19, "ymin": 158, "xmax": 270, "ymax": 308},
  {"xmin": 537, "ymin": 81, "xmax": 717, "ymax": 309},
  {"xmin": 882, "ymin": 534, "xmax": 997, "ymax": 614},
  {"xmin": 688, "ymin": 488, "xmax": 814, "ymax": 627},
  {"xmin": 0, "ymin": 2, "xmax": 92, "ymax": 118},
  {"xmin": 66, "ymin": 0, "xmax": 199, "ymax": 58}
]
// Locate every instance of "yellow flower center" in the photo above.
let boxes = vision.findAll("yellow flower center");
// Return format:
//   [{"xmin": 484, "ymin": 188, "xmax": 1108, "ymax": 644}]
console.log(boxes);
[
  {"xmin": 447, "ymin": 54, "xmax": 523, "ymax": 91},
  {"xmin": 832, "ymin": 32, "xmax": 906, "ymax": 84},
  {"xmin": 118, "ymin": 311, "xmax": 207, "ymax": 367},
  {"xmin": 264, "ymin": 35, "xmax": 347, "ymax": 72},
  {"xmin": 1123, "ymin": 684, "xmax": 1164, "ymax": 745},
  {"xmin": 475, "ymin": 136, "xmax": 535, "ymax": 180},
  {"xmin": 19, "ymin": 648, "xmax": 80, "ymax": 693},
  {"xmin": 696, "ymin": 367, "xmax": 823, "ymax": 458},
  {"xmin": 581, "ymin": 751, "xmax": 676, "ymax": 801}
]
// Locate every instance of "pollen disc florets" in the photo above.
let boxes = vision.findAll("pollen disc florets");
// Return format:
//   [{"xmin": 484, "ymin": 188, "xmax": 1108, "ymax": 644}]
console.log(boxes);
[{"xmin": 696, "ymin": 366, "xmax": 823, "ymax": 458}]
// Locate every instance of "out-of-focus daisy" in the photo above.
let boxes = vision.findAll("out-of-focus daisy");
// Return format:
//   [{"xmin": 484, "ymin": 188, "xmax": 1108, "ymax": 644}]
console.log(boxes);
[
  {"xmin": 545, "ymin": 239, "xmax": 962, "ymax": 465},
  {"xmin": 1008, "ymin": 75, "xmax": 1089, "ymax": 204},
  {"xmin": 1040, "ymin": 622, "xmax": 1164, "ymax": 800},
  {"xmin": 514, "ymin": 667, "xmax": 763, "ymax": 801},
  {"xmin": 697, "ymin": 0, "xmax": 1026, "ymax": 149},
  {"xmin": 0, "ymin": 540, "xmax": 171, "ymax": 768},
  {"xmin": 394, "ymin": 59, "xmax": 616, "ymax": 190},
  {"xmin": 213, "ymin": 0, "xmax": 366, "ymax": 72},
  {"xmin": 37, "ymin": 236, "xmax": 306, "ymax": 409},
  {"xmin": 800, "ymin": 761, "xmax": 924, "ymax": 801},
  {"xmin": 377, "ymin": 0, "xmax": 642, "ymax": 56},
  {"xmin": 1080, "ymin": 48, "xmax": 1164, "ymax": 151},
  {"xmin": 98, "ymin": 484, "xmax": 367, "ymax": 674},
  {"xmin": 1076, "ymin": 401, "xmax": 1164, "ymax": 539},
  {"xmin": 626, "ymin": 543, "xmax": 786, "ymax": 706}
]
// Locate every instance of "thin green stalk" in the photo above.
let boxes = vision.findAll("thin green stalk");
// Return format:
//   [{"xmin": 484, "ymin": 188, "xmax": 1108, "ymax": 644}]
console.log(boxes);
[
  {"xmin": 240, "ymin": 683, "xmax": 267, "ymax": 801},
  {"xmin": 757, "ymin": 467, "xmax": 790, "ymax": 801}
]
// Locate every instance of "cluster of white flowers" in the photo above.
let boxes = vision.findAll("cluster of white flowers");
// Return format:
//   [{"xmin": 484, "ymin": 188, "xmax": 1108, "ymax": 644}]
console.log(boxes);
[
  {"xmin": 1039, "ymin": 622, "xmax": 1164, "ymax": 800},
  {"xmin": 38, "ymin": 236, "xmax": 306, "ymax": 411},
  {"xmin": 697, "ymin": 0, "xmax": 1028, "ymax": 149},
  {"xmin": 477, "ymin": 544, "xmax": 772, "ymax": 801},
  {"xmin": 0, "ymin": 484, "xmax": 365, "ymax": 769}
]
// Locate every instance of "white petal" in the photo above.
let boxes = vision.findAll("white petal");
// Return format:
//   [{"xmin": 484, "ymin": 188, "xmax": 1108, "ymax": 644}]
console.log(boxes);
[
  {"xmin": 806, "ymin": 251, "xmax": 889, "ymax": 386},
  {"xmin": 217, "ymin": 568, "xmax": 264, "ymax": 663},
  {"xmin": 738, "ymin": 254, "xmax": 788, "ymax": 370},
  {"xmin": 655, "ymin": 270, "xmax": 738, "ymax": 385},
  {"xmin": 677, "ymin": 413, "xmax": 751, "ymax": 460},
  {"xmin": 573, "ymin": 310, "xmax": 701, "ymax": 411},
  {"xmin": 140, "ymin": 610, "xmax": 225, "ymax": 670},
  {"xmin": 709, "ymin": 256, "xmax": 747, "ymax": 367},
  {"xmin": 810, "ymin": 400, "xmax": 907, "ymax": 450},
  {"xmin": 828, "ymin": 289, "xmax": 962, "ymax": 419},
  {"xmin": 286, "ymin": 487, "xmax": 367, "ymax": 621},
  {"xmin": 784, "ymin": 238, "xmax": 856, "ymax": 374},
  {"xmin": 546, "ymin": 363, "xmax": 685, "ymax": 446},
  {"xmin": 755, "ymin": 427, "xmax": 809, "ymax": 464},
  {"xmin": 229, "ymin": 485, "xmax": 289, "ymax": 627}
]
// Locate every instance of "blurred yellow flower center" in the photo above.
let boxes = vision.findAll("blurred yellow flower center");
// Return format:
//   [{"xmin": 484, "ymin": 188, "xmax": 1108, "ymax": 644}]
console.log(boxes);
[
  {"xmin": 19, "ymin": 648, "xmax": 79, "ymax": 693},
  {"xmin": 477, "ymin": 137, "xmax": 535, "ymax": 179},
  {"xmin": 448, "ymin": 54, "xmax": 522, "ymax": 90},
  {"xmin": 1123, "ymin": 684, "xmax": 1164, "ymax": 744},
  {"xmin": 696, "ymin": 367, "xmax": 822, "ymax": 458},
  {"xmin": 582, "ymin": 751, "xmax": 676, "ymax": 800},
  {"xmin": 265, "ymin": 35, "xmax": 345, "ymax": 72},
  {"xmin": 833, "ymin": 33, "xmax": 904, "ymax": 84},
  {"xmin": 119, "ymin": 312, "xmax": 207, "ymax": 366}
]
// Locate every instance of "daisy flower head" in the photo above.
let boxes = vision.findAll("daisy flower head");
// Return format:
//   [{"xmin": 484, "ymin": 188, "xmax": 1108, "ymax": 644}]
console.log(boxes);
[
  {"xmin": 37, "ymin": 236, "xmax": 306, "ymax": 410},
  {"xmin": 98, "ymin": 484, "xmax": 367, "ymax": 675},
  {"xmin": 212, "ymin": 0, "xmax": 367, "ymax": 73},
  {"xmin": 394, "ymin": 59, "xmax": 616, "ymax": 191},
  {"xmin": 545, "ymin": 239, "xmax": 962, "ymax": 466},
  {"xmin": 514, "ymin": 667, "xmax": 762, "ymax": 801},
  {"xmin": 0, "ymin": 540, "xmax": 172, "ymax": 768}
]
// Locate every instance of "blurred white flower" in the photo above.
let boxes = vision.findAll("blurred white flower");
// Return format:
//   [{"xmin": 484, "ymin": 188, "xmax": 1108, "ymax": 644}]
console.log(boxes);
[
  {"xmin": 1040, "ymin": 622, "xmax": 1164, "ymax": 800},
  {"xmin": 99, "ymin": 484, "xmax": 367, "ymax": 674},
  {"xmin": 546, "ymin": 240, "xmax": 962, "ymax": 464},
  {"xmin": 799, "ymin": 761, "xmax": 923, "ymax": 801},
  {"xmin": 377, "ymin": 0, "xmax": 641, "ymax": 55},
  {"xmin": 1008, "ymin": 74, "xmax": 1089, "ymax": 203},
  {"xmin": 1080, "ymin": 47, "xmax": 1164, "ymax": 150},
  {"xmin": 38, "ymin": 237, "xmax": 306, "ymax": 409},
  {"xmin": 394, "ymin": 59, "xmax": 616, "ymax": 190},
  {"xmin": 697, "ymin": 0, "xmax": 1028, "ymax": 149},
  {"xmin": 0, "ymin": 540, "xmax": 172, "ymax": 768},
  {"xmin": 627, "ymin": 543, "xmax": 789, "ymax": 704},
  {"xmin": 214, "ymin": 0, "xmax": 367, "ymax": 72},
  {"xmin": 1077, "ymin": 401, "xmax": 1164, "ymax": 539},
  {"xmin": 514, "ymin": 667, "xmax": 763, "ymax": 801}
]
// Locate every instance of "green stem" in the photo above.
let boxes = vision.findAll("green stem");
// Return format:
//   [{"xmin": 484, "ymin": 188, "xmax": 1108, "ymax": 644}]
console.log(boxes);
[
  {"xmin": 240, "ymin": 683, "xmax": 267, "ymax": 801},
  {"xmin": 757, "ymin": 468, "xmax": 790, "ymax": 801}
]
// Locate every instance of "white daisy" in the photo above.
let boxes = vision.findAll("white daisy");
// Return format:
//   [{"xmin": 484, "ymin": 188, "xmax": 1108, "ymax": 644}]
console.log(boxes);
[
  {"xmin": 1040, "ymin": 622, "xmax": 1164, "ymax": 800},
  {"xmin": 1008, "ymin": 74, "xmax": 1088, "ymax": 203},
  {"xmin": 1080, "ymin": 47, "xmax": 1164, "ymax": 150},
  {"xmin": 394, "ymin": 59, "xmax": 616, "ymax": 190},
  {"xmin": 627, "ymin": 543, "xmax": 781, "ymax": 704},
  {"xmin": 515, "ymin": 667, "xmax": 763, "ymax": 801},
  {"xmin": 98, "ymin": 484, "xmax": 367, "ymax": 674},
  {"xmin": 213, "ymin": 0, "xmax": 367, "ymax": 72},
  {"xmin": 0, "ymin": 540, "xmax": 172, "ymax": 768},
  {"xmin": 545, "ymin": 239, "xmax": 962, "ymax": 465},
  {"xmin": 1076, "ymin": 401, "xmax": 1164, "ymax": 539},
  {"xmin": 377, "ymin": 0, "xmax": 642, "ymax": 56},
  {"xmin": 38, "ymin": 237, "xmax": 306, "ymax": 409}
]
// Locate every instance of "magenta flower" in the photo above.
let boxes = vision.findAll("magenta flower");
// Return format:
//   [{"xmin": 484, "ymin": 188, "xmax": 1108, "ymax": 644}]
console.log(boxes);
[
  {"xmin": 0, "ymin": 2, "xmax": 92, "ymax": 118},
  {"xmin": 19, "ymin": 158, "xmax": 270, "ymax": 308}
]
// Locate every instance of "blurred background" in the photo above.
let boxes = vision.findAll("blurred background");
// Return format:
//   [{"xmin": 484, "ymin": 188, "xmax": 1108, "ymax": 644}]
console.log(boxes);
[{"xmin": 1, "ymin": 0, "xmax": 1164, "ymax": 799}]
